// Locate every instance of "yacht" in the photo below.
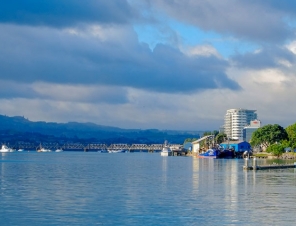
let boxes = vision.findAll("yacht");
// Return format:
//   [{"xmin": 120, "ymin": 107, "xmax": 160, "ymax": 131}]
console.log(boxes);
[
  {"xmin": 160, "ymin": 141, "xmax": 172, "ymax": 156},
  {"xmin": 0, "ymin": 145, "xmax": 15, "ymax": 152},
  {"xmin": 55, "ymin": 148, "xmax": 63, "ymax": 152}
]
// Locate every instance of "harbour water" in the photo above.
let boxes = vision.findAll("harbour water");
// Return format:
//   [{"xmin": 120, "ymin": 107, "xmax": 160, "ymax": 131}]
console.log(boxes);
[{"xmin": 0, "ymin": 152, "xmax": 296, "ymax": 225}]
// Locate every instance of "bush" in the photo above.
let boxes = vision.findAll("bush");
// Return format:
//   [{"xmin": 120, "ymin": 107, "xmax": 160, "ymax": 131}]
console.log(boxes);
[{"xmin": 266, "ymin": 143, "xmax": 285, "ymax": 157}]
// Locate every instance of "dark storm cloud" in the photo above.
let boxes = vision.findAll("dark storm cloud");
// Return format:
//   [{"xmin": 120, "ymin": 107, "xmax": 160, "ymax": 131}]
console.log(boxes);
[
  {"xmin": 0, "ymin": 0, "xmax": 136, "ymax": 27},
  {"xmin": 231, "ymin": 46, "xmax": 296, "ymax": 69},
  {"xmin": 144, "ymin": 0, "xmax": 295, "ymax": 43},
  {"xmin": 0, "ymin": 25, "xmax": 240, "ymax": 96}
]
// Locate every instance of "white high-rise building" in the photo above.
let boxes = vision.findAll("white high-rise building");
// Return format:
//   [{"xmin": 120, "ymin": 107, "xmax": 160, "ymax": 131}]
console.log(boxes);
[{"xmin": 224, "ymin": 109, "xmax": 257, "ymax": 140}]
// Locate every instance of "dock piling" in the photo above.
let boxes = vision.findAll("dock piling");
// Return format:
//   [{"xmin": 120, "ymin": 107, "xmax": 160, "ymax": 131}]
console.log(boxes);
[{"xmin": 253, "ymin": 157, "xmax": 257, "ymax": 170}]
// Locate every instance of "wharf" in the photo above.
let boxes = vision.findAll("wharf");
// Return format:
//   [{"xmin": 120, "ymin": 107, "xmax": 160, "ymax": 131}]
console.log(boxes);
[{"xmin": 243, "ymin": 158, "xmax": 296, "ymax": 170}]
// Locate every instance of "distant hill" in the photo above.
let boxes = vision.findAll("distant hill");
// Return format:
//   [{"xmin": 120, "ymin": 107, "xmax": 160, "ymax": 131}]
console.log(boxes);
[{"xmin": 0, "ymin": 115, "xmax": 202, "ymax": 144}]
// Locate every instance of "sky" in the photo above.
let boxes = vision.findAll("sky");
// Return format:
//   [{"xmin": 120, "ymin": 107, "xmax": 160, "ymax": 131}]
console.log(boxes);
[{"xmin": 1, "ymin": 0, "xmax": 296, "ymax": 130}]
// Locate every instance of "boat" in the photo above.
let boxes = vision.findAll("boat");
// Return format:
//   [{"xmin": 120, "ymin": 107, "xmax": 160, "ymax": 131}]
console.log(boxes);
[
  {"xmin": 17, "ymin": 149, "xmax": 24, "ymax": 152},
  {"xmin": 219, "ymin": 149, "xmax": 235, "ymax": 158},
  {"xmin": 0, "ymin": 144, "xmax": 15, "ymax": 152},
  {"xmin": 107, "ymin": 149, "xmax": 127, "ymax": 153},
  {"xmin": 38, "ymin": 148, "xmax": 51, "ymax": 152},
  {"xmin": 197, "ymin": 148, "xmax": 220, "ymax": 158},
  {"xmin": 160, "ymin": 141, "xmax": 172, "ymax": 156},
  {"xmin": 55, "ymin": 148, "xmax": 63, "ymax": 152},
  {"xmin": 197, "ymin": 148, "xmax": 235, "ymax": 159},
  {"xmin": 37, "ymin": 144, "xmax": 52, "ymax": 152}
]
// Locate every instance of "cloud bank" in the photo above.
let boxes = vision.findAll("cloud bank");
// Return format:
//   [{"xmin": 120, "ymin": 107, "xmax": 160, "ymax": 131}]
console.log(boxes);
[{"xmin": 0, "ymin": 0, "xmax": 296, "ymax": 130}]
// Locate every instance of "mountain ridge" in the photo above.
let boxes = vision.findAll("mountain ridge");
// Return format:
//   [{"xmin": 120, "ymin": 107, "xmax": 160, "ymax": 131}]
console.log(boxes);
[{"xmin": 0, "ymin": 114, "xmax": 202, "ymax": 144}]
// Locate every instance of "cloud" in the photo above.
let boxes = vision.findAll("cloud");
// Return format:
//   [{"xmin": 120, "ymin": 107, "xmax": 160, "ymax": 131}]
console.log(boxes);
[
  {"xmin": 143, "ymin": 0, "xmax": 294, "ymax": 43},
  {"xmin": 0, "ymin": 80, "xmax": 128, "ymax": 104},
  {"xmin": 0, "ymin": 0, "xmax": 137, "ymax": 27},
  {"xmin": 231, "ymin": 46, "xmax": 296, "ymax": 69},
  {"xmin": 0, "ymin": 24, "xmax": 240, "ymax": 96},
  {"xmin": 2, "ymin": 0, "xmax": 296, "ymax": 130}
]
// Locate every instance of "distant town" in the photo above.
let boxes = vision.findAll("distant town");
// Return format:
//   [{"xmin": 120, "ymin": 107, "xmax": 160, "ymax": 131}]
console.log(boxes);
[{"xmin": 1, "ymin": 109, "xmax": 295, "ymax": 159}]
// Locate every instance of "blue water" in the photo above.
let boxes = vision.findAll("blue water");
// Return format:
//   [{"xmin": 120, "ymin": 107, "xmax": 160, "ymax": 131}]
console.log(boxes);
[{"xmin": 0, "ymin": 152, "xmax": 296, "ymax": 225}]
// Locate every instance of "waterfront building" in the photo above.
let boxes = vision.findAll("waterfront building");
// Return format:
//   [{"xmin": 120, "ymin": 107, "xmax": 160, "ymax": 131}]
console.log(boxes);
[
  {"xmin": 219, "ymin": 141, "xmax": 251, "ymax": 152},
  {"xmin": 224, "ymin": 108, "xmax": 257, "ymax": 140},
  {"xmin": 243, "ymin": 120, "xmax": 261, "ymax": 142},
  {"xmin": 191, "ymin": 135, "xmax": 215, "ymax": 153}
]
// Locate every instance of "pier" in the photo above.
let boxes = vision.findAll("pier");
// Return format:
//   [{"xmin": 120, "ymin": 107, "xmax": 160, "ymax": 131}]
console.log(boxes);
[{"xmin": 243, "ymin": 158, "xmax": 296, "ymax": 170}]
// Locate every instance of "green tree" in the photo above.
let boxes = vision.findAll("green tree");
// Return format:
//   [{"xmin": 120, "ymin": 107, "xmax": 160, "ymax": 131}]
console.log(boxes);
[
  {"xmin": 266, "ymin": 143, "xmax": 285, "ymax": 157},
  {"xmin": 215, "ymin": 133, "xmax": 227, "ymax": 144},
  {"xmin": 183, "ymin": 138, "xmax": 198, "ymax": 144},
  {"xmin": 203, "ymin": 131, "xmax": 211, "ymax": 136},
  {"xmin": 286, "ymin": 123, "xmax": 296, "ymax": 148},
  {"xmin": 250, "ymin": 124, "xmax": 288, "ymax": 149},
  {"xmin": 203, "ymin": 130, "xmax": 219, "ymax": 137}
]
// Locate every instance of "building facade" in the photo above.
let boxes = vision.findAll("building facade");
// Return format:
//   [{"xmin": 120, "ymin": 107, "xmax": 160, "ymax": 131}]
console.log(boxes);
[
  {"xmin": 219, "ymin": 141, "xmax": 251, "ymax": 152},
  {"xmin": 224, "ymin": 109, "xmax": 257, "ymax": 140},
  {"xmin": 243, "ymin": 120, "xmax": 261, "ymax": 142}
]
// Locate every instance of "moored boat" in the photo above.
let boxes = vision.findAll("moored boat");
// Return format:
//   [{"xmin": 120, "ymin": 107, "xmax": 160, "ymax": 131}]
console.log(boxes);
[
  {"xmin": 197, "ymin": 148, "xmax": 220, "ymax": 158},
  {"xmin": 0, "ymin": 144, "xmax": 15, "ymax": 152},
  {"xmin": 38, "ymin": 148, "xmax": 51, "ymax": 152},
  {"xmin": 37, "ymin": 143, "xmax": 52, "ymax": 152},
  {"xmin": 197, "ymin": 148, "xmax": 235, "ymax": 159},
  {"xmin": 160, "ymin": 141, "xmax": 172, "ymax": 156},
  {"xmin": 107, "ymin": 149, "xmax": 127, "ymax": 153}
]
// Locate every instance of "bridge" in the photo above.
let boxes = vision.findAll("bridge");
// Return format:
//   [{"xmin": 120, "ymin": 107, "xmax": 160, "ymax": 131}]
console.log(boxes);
[{"xmin": 6, "ymin": 142, "xmax": 183, "ymax": 152}]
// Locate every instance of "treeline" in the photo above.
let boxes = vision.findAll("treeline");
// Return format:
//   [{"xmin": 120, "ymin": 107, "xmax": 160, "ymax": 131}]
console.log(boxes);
[{"xmin": 250, "ymin": 123, "xmax": 296, "ymax": 156}]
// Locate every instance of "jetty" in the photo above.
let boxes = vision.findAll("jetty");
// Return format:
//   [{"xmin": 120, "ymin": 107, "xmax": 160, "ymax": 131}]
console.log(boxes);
[{"xmin": 243, "ymin": 158, "xmax": 296, "ymax": 170}]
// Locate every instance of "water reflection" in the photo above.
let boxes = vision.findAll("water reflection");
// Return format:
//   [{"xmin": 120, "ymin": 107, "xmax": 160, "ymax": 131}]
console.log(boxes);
[
  {"xmin": 162, "ymin": 156, "xmax": 168, "ymax": 184},
  {"xmin": 192, "ymin": 157, "xmax": 199, "ymax": 194},
  {"xmin": 1, "ymin": 153, "xmax": 296, "ymax": 225}
]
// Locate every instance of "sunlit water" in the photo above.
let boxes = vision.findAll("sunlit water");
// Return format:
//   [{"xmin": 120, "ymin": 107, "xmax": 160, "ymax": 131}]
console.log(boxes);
[{"xmin": 0, "ymin": 152, "xmax": 296, "ymax": 225}]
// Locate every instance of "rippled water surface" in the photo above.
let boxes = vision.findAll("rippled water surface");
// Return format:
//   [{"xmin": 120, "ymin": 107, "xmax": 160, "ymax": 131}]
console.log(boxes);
[{"xmin": 0, "ymin": 152, "xmax": 296, "ymax": 225}]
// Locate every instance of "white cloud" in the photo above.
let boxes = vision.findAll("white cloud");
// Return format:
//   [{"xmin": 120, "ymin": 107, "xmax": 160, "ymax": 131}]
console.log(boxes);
[{"xmin": 184, "ymin": 44, "xmax": 221, "ymax": 58}]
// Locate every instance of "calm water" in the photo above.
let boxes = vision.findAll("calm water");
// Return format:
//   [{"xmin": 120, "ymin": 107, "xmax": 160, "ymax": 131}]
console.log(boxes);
[{"xmin": 0, "ymin": 152, "xmax": 296, "ymax": 225}]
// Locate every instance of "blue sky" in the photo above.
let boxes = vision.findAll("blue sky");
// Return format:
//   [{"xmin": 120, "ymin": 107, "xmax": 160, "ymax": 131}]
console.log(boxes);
[
  {"xmin": 1, "ymin": 0, "xmax": 296, "ymax": 130},
  {"xmin": 134, "ymin": 21, "xmax": 259, "ymax": 58}
]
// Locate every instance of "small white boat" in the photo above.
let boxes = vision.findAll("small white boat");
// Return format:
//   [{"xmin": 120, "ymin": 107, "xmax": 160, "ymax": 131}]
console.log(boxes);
[
  {"xmin": 55, "ymin": 149, "xmax": 63, "ymax": 152},
  {"xmin": 0, "ymin": 145, "xmax": 15, "ymax": 153},
  {"xmin": 17, "ymin": 149, "xmax": 24, "ymax": 152},
  {"xmin": 160, "ymin": 141, "xmax": 172, "ymax": 156},
  {"xmin": 107, "ymin": 149, "xmax": 127, "ymax": 153}
]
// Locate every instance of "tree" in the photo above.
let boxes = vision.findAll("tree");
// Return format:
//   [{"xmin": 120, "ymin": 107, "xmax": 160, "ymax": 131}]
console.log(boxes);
[
  {"xmin": 286, "ymin": 123, "xmax": 296, "ymax": 148},
  {"xmin": 250, "ymin": 124, "xmax": 288, "ymax": 149},
  {"xmin": 215, "ymin": 133, "xmax": 227, "ymax": 144},
  {"xmin": 203, "ymin": 130, "xmax": 219, "ymax": 137},
  {"xmin": 183, "ymin": 138, "xmax": 198, "ymax": 144},
  {"xmin": 266, "ymin": 143, "xmax": 285, "ymax": 157}
]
